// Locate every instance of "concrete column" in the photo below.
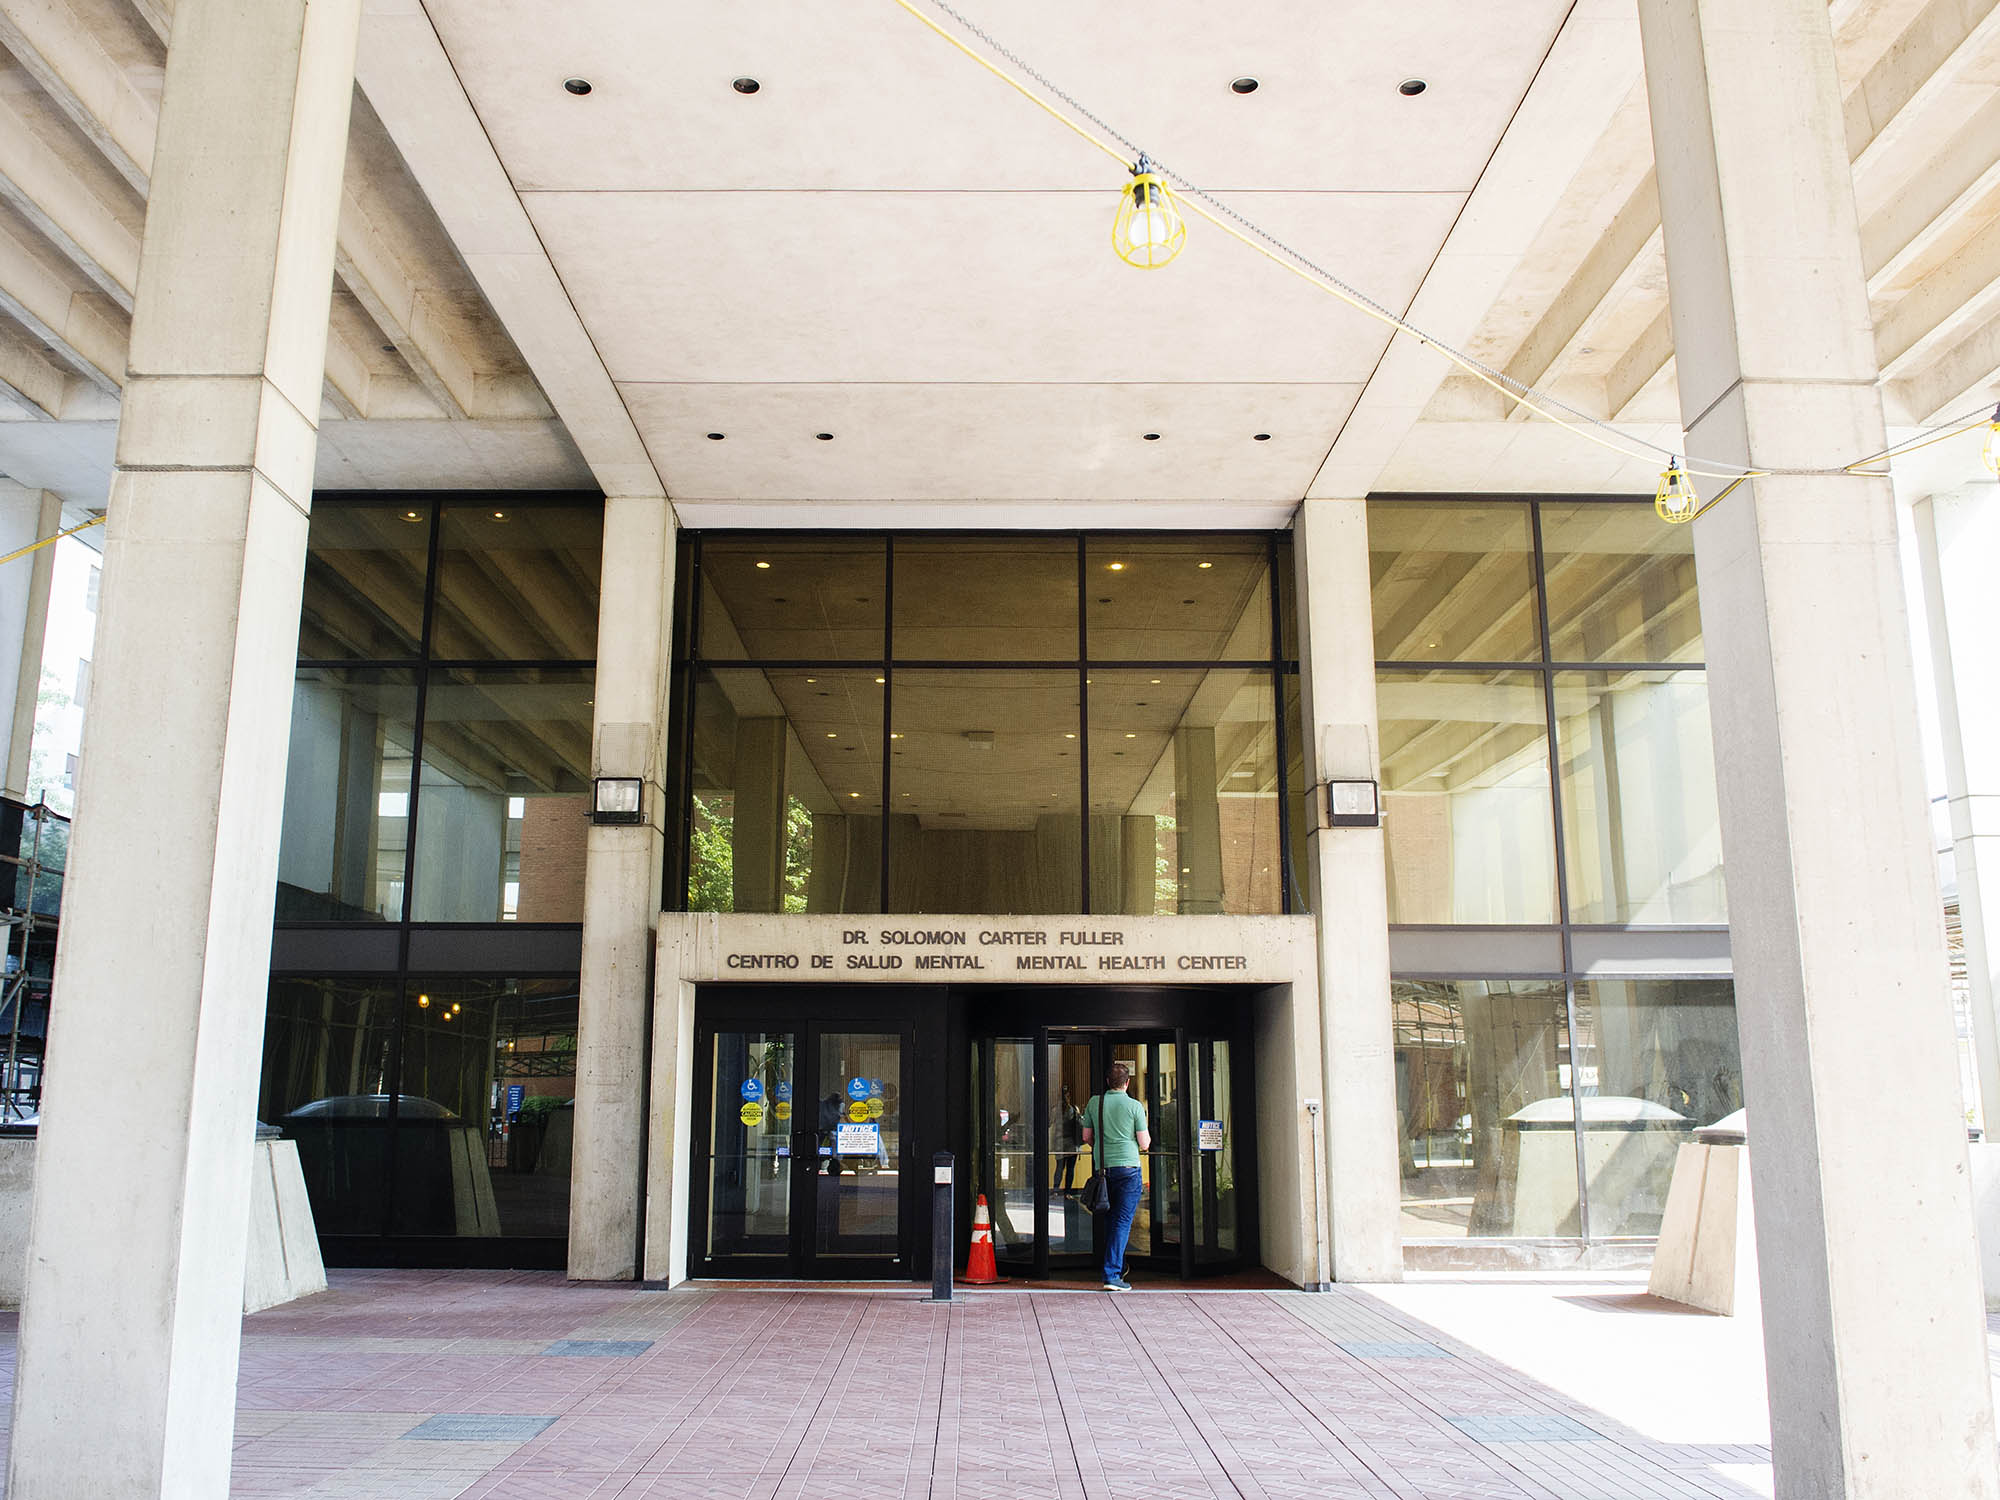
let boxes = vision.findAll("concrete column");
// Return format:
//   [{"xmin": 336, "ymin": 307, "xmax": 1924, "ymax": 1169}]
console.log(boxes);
[
  {"xmin": 568, "ymin": 496, "xmax": 675, "ymax": 1280},
  {"xmin": 1637, "ymin": 3, "xmax": 1999, "ymax": 1494},
  {"xmin": 1121, "ymin": 815, "xmax": 1156, "ymax": 914},
  {"xmin": 729, "ymin": 716, "xmax": 787, "ymax": 913},
  {"xmin": 1293, "ymin": 498, "xmax": 1400, "ymax": 1281},
  {"xmin": 0, "ymin": 487, "xmax": 59, "ymax": 798},
  {"xmin": 5, "ymin": 1, "xmax": 359, "ymax": 1494},
  {"xmin": 1173, "ymin": 726, "xmax": 1223, "ymax": 914},
  {"xmin": 1911, "ymin": 484, "xmax": 2000, "ymax": 1127}
]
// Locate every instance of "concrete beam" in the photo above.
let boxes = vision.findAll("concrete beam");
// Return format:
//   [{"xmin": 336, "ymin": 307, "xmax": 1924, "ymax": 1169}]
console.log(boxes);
[
  {"xmin": 0, "ymin": 0, "xmax": 159, "ymax": 195},
  {"xmin": 0, "ymin": 318, "xmax": 70, "ymax": 418},
  {"xmin": 0, "ymin": 211, "xmax": 123, "ymax": 391},
  {"xmin": 0, "ymin": 85, "xmax": 136, "ymax": 311}
]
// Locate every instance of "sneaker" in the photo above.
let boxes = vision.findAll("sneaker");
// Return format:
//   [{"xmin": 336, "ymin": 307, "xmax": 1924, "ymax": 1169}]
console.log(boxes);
[{"xmin": 1102, "ymin": 1277, "xmax": 1132, "ymax": 1292}]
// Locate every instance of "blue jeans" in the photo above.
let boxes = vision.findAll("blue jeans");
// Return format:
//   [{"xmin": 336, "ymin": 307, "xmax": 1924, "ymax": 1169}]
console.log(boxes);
[{"xmin": 1102, "ymin": 1166, "xmax": 1143, "ymax": 1282}]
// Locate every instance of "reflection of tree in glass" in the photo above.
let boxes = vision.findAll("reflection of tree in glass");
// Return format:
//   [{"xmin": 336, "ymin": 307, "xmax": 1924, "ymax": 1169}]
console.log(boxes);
[{"xmin": 686, "ymin": 792, "xmax": 817, "ymax": 912}]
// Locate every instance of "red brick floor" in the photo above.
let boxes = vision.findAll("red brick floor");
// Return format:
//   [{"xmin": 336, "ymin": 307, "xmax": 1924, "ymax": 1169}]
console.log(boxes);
[{"xmin": 0, "ymin": 1270, "xmax": 1774, "ymax": 1499}]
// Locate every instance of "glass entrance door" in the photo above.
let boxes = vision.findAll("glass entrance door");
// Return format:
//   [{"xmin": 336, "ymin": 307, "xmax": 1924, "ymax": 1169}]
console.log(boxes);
[
  {"xmin": 971, "ymin": 1024, "xmax": 1247, "ymax": 1280},
  {"xmin": 695, "ymin": 1019, "xmax": 911, "ymax": 1277}
]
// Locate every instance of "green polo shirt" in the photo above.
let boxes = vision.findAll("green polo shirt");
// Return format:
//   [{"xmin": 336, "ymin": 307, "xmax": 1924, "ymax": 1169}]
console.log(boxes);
[{"xmin": 1083, "ymin": 1090, "xmax": 1147, "ymax": 1169}]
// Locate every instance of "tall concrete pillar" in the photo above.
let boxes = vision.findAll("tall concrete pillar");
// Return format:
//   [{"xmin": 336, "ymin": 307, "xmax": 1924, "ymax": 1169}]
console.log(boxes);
[
  {"xmin": 1173, "ymin": 726, "xmax": 1223, "ymax": 914},
  {"xmin": 1637, "ymin": 3, "xmax": 1999, "ymax": 1494},
  {"xmin": 5, "ymin": 1, "xmax": 360, "ymax": 1494},
  {"xmin": 568, "ymin": 496, "xmax": 675, "ymax": 1279},
  {"xmin": 0, "ymin": 486, "xmax": 59, "ymax": 798},
  {"xmin": 1911, "ymin": 484, "xmax": 2000, "ymax": 1126},
  {"xmin": 1294, "ymin": 498, "xmax": 1400, "ymax": 1280}
]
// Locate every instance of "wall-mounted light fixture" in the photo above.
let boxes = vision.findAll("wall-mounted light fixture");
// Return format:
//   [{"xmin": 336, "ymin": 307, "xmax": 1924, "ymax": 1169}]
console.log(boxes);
[
  {"xmin": 592, "ymin": 776, "xmax": 644, "ymax": 825},
  {"xmin": 1317, "ymin": 778, "xmax": 1381, "ymax": 829}
]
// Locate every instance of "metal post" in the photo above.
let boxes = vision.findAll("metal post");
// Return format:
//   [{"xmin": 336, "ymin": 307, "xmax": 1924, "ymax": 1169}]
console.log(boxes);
[{"xmin": 929, "ymin": 1150, "xmax": 954, "ymax": 1303}]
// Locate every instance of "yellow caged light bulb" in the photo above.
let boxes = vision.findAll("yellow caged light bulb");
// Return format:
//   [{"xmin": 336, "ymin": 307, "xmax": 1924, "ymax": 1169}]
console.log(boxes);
[
  {"xmin": 1112, "ymin": 155, "xmax": 1186, "ymax": 269},
  {"xmin": 1983, "ymin": 404, "xmax": 2000, "ymax": 477},
  {"xmin": 1655, "ymin": 457, "xmax": 1699, "ymax": 524}
]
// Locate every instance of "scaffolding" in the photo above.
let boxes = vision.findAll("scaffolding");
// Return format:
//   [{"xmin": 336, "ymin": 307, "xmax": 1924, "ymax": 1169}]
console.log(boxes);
[{"xmin": 0, "ymin": 795, "xmax": 66, "ymax": 1125}]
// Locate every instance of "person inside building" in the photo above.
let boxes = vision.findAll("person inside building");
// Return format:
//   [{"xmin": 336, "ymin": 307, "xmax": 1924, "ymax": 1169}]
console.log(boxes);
[{"xmin": 1081, "ymin": 1062, "xmax": 1150, "ymax": 1292}]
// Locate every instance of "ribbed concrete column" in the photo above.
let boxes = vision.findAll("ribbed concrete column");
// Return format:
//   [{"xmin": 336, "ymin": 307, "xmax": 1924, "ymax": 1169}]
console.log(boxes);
[
  {"xmin": 1294, "ymin": 498, "xmax": 1400, "ymax": 1281},
  {"xmin": 1638, "ymin": 3, "xmax": 1999, "ymax": 1495},
  {"xmin": 730, "ymin": 716, "xmax": 787, "ymax": 914},
  {"xmin": 568, "ymin": 496, "xmax": 675, "ymax": 1280},
  {"xmin": 5, "ymin": 1, "xmax": 358, "ymax": 1495},
  {"xmin": 1173, "ymin": 725, "xmax": 1223, "ymax": 914},
  {"xmin": 1912, "ymin": 484, "xmax": 2000, "ymax": 1126}
]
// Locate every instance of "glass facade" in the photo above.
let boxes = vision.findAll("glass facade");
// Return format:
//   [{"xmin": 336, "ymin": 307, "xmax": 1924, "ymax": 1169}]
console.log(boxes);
[
  {"xmin": 279, "ymin": 497, "xmax": 601, "ymax": 924},
  {"xmin": 673, "ymin": 533, "xmax": 1303, "ymax": 917},
  {"xmin": 1374, "ymin": 497, "xmax": 1738, "ymax": 1243},
  {"xmin": 261, "ymin": 975, "xmax": 579, "ymax": 1242},
  {"xmin": 266, "ymin": 494, "xmax": 600, "ymax": 1260}
]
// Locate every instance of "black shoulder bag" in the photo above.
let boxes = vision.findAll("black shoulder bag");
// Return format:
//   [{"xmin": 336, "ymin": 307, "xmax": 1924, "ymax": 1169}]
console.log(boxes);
[{"xmin": 1080, "ymin": 1093, "xmax": 1112, "ymax": 1212}]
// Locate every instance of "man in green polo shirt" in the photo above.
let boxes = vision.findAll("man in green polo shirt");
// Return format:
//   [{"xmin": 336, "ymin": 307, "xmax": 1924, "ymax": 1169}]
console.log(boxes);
[{"xmin": 1081, "ymin": 1062, "xmax": 1151, "ymax": 1291}]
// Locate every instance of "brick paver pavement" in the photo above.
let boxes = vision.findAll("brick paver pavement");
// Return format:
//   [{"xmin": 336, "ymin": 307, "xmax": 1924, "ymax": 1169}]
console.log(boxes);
[{"xmin": 0, "ymin": 1270, "xmax": 1779, "ymax": 1499}]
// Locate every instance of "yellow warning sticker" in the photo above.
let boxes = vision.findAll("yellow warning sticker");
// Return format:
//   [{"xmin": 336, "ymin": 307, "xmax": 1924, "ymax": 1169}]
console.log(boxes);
[
  {"xmin": 865, "ymin": 1097, "xmax": 885, "ymax": 1121},
  {"xmin": 739, "ymin": 1101, "xmax": 763, "ymax": 1126},
  {"xmin": 847, "ymin": 1100, "xmax": 870, "ymax": 1123},
  {"xmin": 774, "ymin": 1101, "xmax": 792, "ymax": 1122}
]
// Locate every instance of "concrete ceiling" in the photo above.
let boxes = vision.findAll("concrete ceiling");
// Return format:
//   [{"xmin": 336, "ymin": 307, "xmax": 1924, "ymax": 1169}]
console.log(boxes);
[{"xmin": 0, "ymin": 0, "xmax": 1994, "ymax": 524}]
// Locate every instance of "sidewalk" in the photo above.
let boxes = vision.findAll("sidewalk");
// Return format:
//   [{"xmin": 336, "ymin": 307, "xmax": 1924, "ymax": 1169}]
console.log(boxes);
[{"xmin": 0, "ymin": 1266, "xmax": 1919, "ymax": 1499}]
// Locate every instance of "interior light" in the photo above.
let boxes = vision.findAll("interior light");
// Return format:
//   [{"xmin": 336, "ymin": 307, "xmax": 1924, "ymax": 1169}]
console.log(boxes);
[
  {"xmin": 1107, "ymin": 561, "xmax": 1126, "ymax": 571},
  {"xmin": 1124, "ymin": 733, "xmax": 1137, "ymax": 739},
  {"xmin": 890, "ymin": 732, "xmax": 902, "ymax": 739},
  {"xmin": 755, "ymin": 560, "xmax": 772, "ymax": 569},
  {"xmin": 849, "ymin": 791, "xmax": 861, "ymax": 798},
  {"xmin": 401, "ymin": 510, "xmax": 423, "ymax": 523},
  {"xmin": 417, "ymin": 994, "xmax": 429, "ymax": 1008},
  {"xmin": 1982, "ymin": 404, "xmax": 2000, "ymax": 475},
  {"xmin": 442, "ymin": 1011, "xmax": 453, "ymax": 1022},
  {"xmin": 1149, "ymin": 678, "xmax": 1162, "ymax": 684},
  {"xmin": 1655, "ymin": 457, "xmax": 1699, "ymax": 524},
  {"xmin": 826, "ymin": 732, "xmax": 838, "ymax": 738},
  {"xmin": 491, "ymin": 510, "xmax": 507, "ymax": 521},
  {"xmin": 451, "ymin": 1002, "xmax": 461, "ymax": 1013},
  {"xmin": 875, "ymin": 676, "xmax": 886, "ymax": 684},
  {"xmin": 1197, "ymin": 561, "xmax": 1213, "ymax": 570},
  {"xmin": 1112, "ymin": 154, "xmax": 1186, "ymax": 269}
]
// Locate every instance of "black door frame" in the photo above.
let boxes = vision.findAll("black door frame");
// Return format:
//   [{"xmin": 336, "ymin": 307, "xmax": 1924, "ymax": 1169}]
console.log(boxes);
[
  {"xmin": 688, "ymin": 984, "xmax": 947, "ymax": 1279},
  {"xmin": 970, "ymin": 985, "xmax": 1258, "ymax": 1281}
]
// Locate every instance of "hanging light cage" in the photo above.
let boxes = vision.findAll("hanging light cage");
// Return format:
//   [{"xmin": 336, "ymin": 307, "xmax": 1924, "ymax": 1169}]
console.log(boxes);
[
  {"xmin": 1655, "ymin": 457, "xmax": 1699, "ymax": 524},
  {"xmin": 1113, "ymin": 156, "xmax": 1187, "ymax": 269},
  {"xmin": 1983, "ymin": 404, "xmax": 2000, "ymax": 477}
]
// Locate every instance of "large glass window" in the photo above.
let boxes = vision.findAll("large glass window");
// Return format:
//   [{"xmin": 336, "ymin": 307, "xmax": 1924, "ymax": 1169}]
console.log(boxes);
[
  {"xmin": 279, "ymin": 495, "xmax": 601, "ymax": 928},
  {"xmin": 1088, "ymin": 670, "xmax": 1280, "ymax": 916},
  {"xmin": 1555, "ymin": 671, "xmax": 1725, "ymax": 924},
  {"xmin": 411, "ymin": 669, "xmax": 594, "ymax": 922},
  {"xmin": 1378, "ymin": 671, "xmax": 1556, "ymax": 924},
  {"xmin": 431, "ymin": 503, "xmax": 602, "ymax": 661},
  {"xmin": 1540, "ymin": 502, "xmax": 1701, "ymax": 664},
  {"xmin": 278, "ymin": 669, "xmax": 416, "ymax": 921},
  {"xmin": 1572, "ymin": 979, "xmax": 1742, "ymax": 1237},
  {"xmin": 687, "ymin": 669, "xmax": 885, "ymax": 914},
  {"xmin": 1369, "ymin": 501, "xmax": 1540, "ymax": 663},
  {"xmin": 673, "ymin": 532, "xmax": 1301, "ymax": 916},
  {"xmin": 1370, "ymin": 497, "xmax": 1723, "ymax": 929}
]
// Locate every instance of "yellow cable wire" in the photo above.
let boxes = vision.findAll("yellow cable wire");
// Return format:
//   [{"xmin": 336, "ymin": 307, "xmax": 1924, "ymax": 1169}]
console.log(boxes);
[{"xmin": 0, "ymin": 515, "xmax": 103, "ymax": 569}]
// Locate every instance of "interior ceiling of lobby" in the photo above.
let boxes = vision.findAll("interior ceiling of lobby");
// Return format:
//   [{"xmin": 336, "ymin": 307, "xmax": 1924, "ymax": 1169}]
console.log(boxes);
[{"xmin": 0, "ymin": 0, "xmax": 1995, "ymax": 527}]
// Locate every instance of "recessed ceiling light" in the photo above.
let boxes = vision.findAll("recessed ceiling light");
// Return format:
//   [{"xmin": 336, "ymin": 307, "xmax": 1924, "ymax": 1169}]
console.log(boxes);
[
  {"xmin": 874, "ymin": 676, "xmax": 886, "ymax": 684},
  {"xmin": 1064, "ymin": 732, "xmax": 1076, "ymax": 739},
  {"xmin": 816, "ymin": 432, "xmax": 834, "ymax": 441},
  {"xmin": 755, "ymin": 560, "xmax": 771, "ymax": 569},
  {"xmin": 805, "ymin": 676, "xmax": 815, "ymax": 682},
  {"xmin": 707, "ymin": 432, "xmax": 725, "ymax": 441},
  {"xmin": 563, "ymin": 78, "xmax": 592, "ymax": 96},
  {"xmin": 1149, "ymin": 679, "xmax": 1162, "ymax": 684},
  {"xmin": 1230, "ymin": 77, "xmax": 1259, "ymax": 94},
  {"xmin": 491, "ymin": 510, "xmax": 508, "ymax": 521},
  {"xmin": 401, "ymin": 510, "xmax": 423, "ymax": 523},
  {"xmin": 1197, "ymin": 561, "xmax": 1213, "ymax": 569},
  {"xmin": 1107, "ymin": 561, "xmax": 1126, "ymax": 571},
  {"xmin": 890, "ymin": 732, "xmax": 902, "ymax": 739},
  {"xmin": 1252, "ymin": 433, "xmax": 1271, "ymax": 442},
  {"xmin": 1125, "ymin": 733, "xmax": 1137, "ymax": 739},
  {"xmin": 1399, "ymin": 78, "xmax": 1427, "ymax": 96},
  {"xmin": 733, "ymin": 77, "xmax": 761, "ymax": 94},
  {"xmin": 826, "ymin": 732, "xmax": 837, "ymax": 738},
  {"xmin": 849, "ymin": 791, "xmax": 861, "ymax": 798},
  {"xmin": 1142, "ymin": 432, "xmax": 1161, "ymax": 441}
]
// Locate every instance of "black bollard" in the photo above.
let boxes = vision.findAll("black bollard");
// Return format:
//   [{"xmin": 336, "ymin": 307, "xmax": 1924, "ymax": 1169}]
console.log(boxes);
[{"xmin": 930, "ymin": 1150, "xmax": 954, "ymax": 1302}]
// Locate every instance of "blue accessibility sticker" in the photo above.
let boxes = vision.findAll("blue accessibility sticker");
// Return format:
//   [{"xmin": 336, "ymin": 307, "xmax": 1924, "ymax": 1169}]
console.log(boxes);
[
  {"xmin": 868, "ymin": 1078, "xmax": 884, "ymax": 1099},
  {"xmin": 740, "ymin": 1078, "xmax": 764, "ymax": 1102},
  {"xmin": 847, "ymin": 1076, "xmax": 870, "ymax": 1101},
  {"xmin": 774, "ymin": 1081, "xmax": 792, "ymax": 1102}
]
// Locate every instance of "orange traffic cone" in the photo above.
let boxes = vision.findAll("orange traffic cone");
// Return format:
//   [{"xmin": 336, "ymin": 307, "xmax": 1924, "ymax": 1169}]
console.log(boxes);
[{"xmin": 961, "ymin": 1194, "xmax": 1006, "ymax": 1285}]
